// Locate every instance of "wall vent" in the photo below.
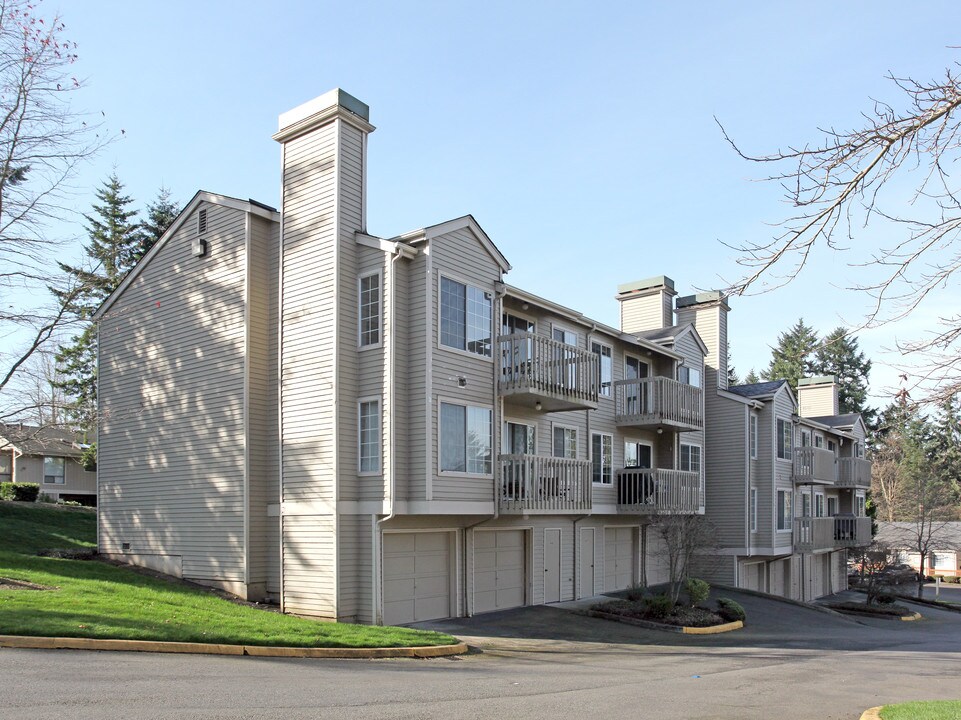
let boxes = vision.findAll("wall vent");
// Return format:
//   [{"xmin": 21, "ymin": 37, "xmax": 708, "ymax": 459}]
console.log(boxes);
[{"xmin": 198, "ymin": 207, "xmax": 207, "ymax": 234}]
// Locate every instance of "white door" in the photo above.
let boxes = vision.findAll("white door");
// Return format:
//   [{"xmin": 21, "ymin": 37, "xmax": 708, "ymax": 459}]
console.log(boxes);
[
  {"xmin": 579, "ymin": 528, "xmax": 596, "ymax": 598},
  {"xmin": 473, "ymin": 530, "xmax": 527, "ymax": 614},
  {"xmin": 382, "ymin": 532, "xmax": 452, "ymax": 625},
  {"xmin": 604, "ymin": 527, "xmax": 636, "ymax": 591},
  {"xmin": 544, "ymin": 529, "xmax": 561, "ymax": 603}
]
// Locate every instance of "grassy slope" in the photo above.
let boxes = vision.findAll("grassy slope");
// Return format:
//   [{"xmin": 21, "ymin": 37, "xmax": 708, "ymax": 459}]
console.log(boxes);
[
  {"xmin": 880, "ymin": 701, "xmax": 961, "ymax": 720},
  {"xmin": 0, "ymin": 502, "xmax": 456, "ymax": 648}
]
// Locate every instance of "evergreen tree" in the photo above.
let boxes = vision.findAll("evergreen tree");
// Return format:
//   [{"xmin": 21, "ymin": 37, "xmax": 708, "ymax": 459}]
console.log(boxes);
[
  {"xmin": 927, "ymin": 395, "xmax": 961, "ymax": 506},
  {"xmin": 812, "ymin": 327, "xmax": 874, "ymax": 421},
  {"xmin": 743, "ymin": 369, "xmax": 760, "ymax": 385},
  {"xmin": 762, "ymin": 318, "xmax": 818, "ymax": 390},
  {"xmin": 727, "ymin": 348, "xmax": 740, "ymax": 386},
  {"xmin": 132, "ymin": 187, "xmax": 179, "ymax": 264}
]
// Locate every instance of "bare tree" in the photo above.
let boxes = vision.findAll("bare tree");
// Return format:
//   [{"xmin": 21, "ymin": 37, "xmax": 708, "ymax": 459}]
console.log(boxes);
[
  {"xmin": 653, "ymin": 514, "xmax": 717, "ymax": 605},
  {"xmin": 719, "ymin": 63, "xmax": 961, "ymax": 401},
  {"xmin": 0, "ymin": 0, "xmax": 107, "ymax": 411},
  {"xmin": 849, "ymin": 542, "xmax": 901, "ymax": 605}
]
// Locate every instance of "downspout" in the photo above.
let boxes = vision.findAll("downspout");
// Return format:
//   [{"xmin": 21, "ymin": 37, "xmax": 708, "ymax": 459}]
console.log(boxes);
[{"xmin": 277, "ymin": 143, "xmax": 287, "ymax": 613}]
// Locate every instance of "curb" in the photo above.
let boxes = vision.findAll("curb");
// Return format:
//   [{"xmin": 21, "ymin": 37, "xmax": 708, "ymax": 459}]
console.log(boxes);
[
  {"xmin": 584, "ymin": 610, "xmax": 743, "ymax": 634},
  {"xmin": 0, "ymin": 635, "xmax": 469, "ymax": 659},
  {"xmin": 826, "ymin": 607, "xmax": 922, "ymax": 622},
  {"xmin": 711, "ymin": 584, "xmax": 851, "ymax": 619},
  {"xmin": 860, "ymin": 706, "xmax": 883, "ymax": 720}
]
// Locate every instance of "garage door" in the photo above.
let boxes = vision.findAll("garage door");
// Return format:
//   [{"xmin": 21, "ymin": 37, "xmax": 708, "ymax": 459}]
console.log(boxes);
[
  {"xmin": 473, "ymin": 530, "xmax": 526, "ymax": 614},
  {"xmin": 383, "ymin": 532, "xmax": 452, "ymax": 626},
  {"xmin": 604, "ymin": 527, "xmax": 636, "ymax": 591}
]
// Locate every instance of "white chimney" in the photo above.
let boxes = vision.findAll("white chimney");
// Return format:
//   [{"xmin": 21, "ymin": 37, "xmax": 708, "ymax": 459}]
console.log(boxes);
[
  {"xmin": 616, "ymin": 276, "xmax": 677, "ymax": 333},
  {"xmin": 674, "ymin": 291, "xmax": 730, "ymax": 391},
  {"xmin": 797, "ymin": 376, "xmax": 839, "ymax": 417}
]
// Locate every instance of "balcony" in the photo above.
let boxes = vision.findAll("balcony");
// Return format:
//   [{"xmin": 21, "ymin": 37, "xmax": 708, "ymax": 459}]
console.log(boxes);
[
  {"xmin": 498, "ymin": 332, "xmax": 598, "ymax": 412},
  {"xmin": 615, "ymin": 468, "xmax": 703, "ymax": 515},
  {"xmin": 836, "ymin": 458, "xmax": 872, "ymax": 489},
  {"xmin": 794, "ymin": 516, "xmax": 872, "ymax": 552},
  {"xmin": 498, "ymin": 454, "xmax": 592, "ymax": 514},
  {"xmin": 613, "ymin": 377, "xmax": 703, "ymax": 432},
  {"xmin": 793, "ymin": 447, "xmax": 837, "ymax": 485}
]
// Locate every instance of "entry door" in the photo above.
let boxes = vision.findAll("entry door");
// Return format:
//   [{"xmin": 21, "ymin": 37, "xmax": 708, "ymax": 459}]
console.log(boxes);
[
  {"xmin": 579, "ymin": 528, "xmax": 596, "ymax": 598},
  {"xmin": 544, "ymin": 528, "xmax": 561, "ymax": 603},
  {"xmin": 624, "ymin": 356, "xmax": 650, "ymax": 414}
]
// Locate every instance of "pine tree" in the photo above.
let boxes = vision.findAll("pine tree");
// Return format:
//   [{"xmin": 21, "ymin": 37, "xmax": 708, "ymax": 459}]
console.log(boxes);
[
  {"xmin": 743, "ymin": 369, "xmax": 760, "ymax": 385},
  {"xmin": 927, "ymin": 395, "xmax": 961, "ymax": 507},
  {"xmin": 727, "ymin": 348, "xmax": 740, "ymax": 386},
  {"xmin": 132, "ymin": 187, "xmax": 179, "ymax": 263},
  {"xmin": 762, "ymin": 318, "xmax": 818, "ymax": 391},
  {"xmin": 812, "ymin": 327, "xmax": 874, "ymax": 421}
]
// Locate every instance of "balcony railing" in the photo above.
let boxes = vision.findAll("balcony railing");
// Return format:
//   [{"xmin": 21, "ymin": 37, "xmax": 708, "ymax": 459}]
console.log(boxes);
[
  {"xmin": 498, "ymin": 332, "xmax": 598, "ymax": 412},
  {"xmin": 498, "ymin": 454, "xmax": 592, "ymax": 514},
  {"xmin": 793, "ymin": 447, "xmax": 837, "ymax": 485},
  {"xmin": 794, "ymin": 516, "xmax": 872, "ymax": 552},
  {"xmin": 615, "ymin": 468, "xmax": 703, "ymax": 515},
  {"xmin": 836, "ymin": 458, "xmax": 872, "ymax": 489},
  {"xmin": 613, "ymin": 377, "xmax": 703, "ymax": 432}
]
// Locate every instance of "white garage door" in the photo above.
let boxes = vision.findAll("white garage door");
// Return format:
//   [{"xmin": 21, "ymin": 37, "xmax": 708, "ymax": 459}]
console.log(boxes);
[
  {"xmin": 604, "ymin": 527, "xmax": 636, "ymax": 591},
  {"xmin": 473, "ymin": 530, "xmax": 526, "ymax": 614},
  {"xmin": 383, "ymin": 532, "xmax": 451, "ymax": 626}
]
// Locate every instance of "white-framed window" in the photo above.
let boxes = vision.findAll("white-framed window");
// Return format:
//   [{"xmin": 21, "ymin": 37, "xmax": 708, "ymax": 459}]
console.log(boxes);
[
  {"xmin": 591, "ymin": 433, "xmax": 613, "ymax": 485},
  {"xmin": 552, "ymin": 424, "xmax": 577, "ymax": 459},
  {"xmin": 43, "ymin": 456, "xmax": 65, "ymax": 484},
  {"xmin": 800, "ymin": 492, "xmax": 812, "ymax": 518},
  {"xmin": 827, "ymin": 439, "xmax": 837, "ymax": 453},
  {"xmin": 504, "ymin": 420, "xmax": 535, "ymax": 455},
  {"xmin": 552, "ymin": 325, "xmax": 577, "ymax": 347},
  {"xmin": 800, "ymin": 429, "xmax": 811, "ymax": 447},
  {"xmin": 358, "ymin": 271, "xmax": 381, "ymax": 348},
  {"xmin": 440, "ymin": 276, "xmax": 492, "ymax": 357},
  {"xmin": 623, "ymin": 355, "xmax": 650, "ymax": 415},
  {"xmin": 814, "ymin": 434, "xmax": 824, "ymax": 449},
  {"xmin": 776, "ymin": 419, "xmax": 793, "ymax": 460},
  {"xmin": 680, "ymin": 443, "xmax": 701, "ymax": 474},
  {"xmin": 624, "ymin": 440, "xmax": 653, "ymax": 469},
  {"xmin": 776, "ymin": 489, "xmax": 793, "ymax": 531},
  {"xmin": 827, "ymin": 496, "xmax": 838, "ymax": 517},
  {"xmin": 854, "ymin": 441, "xmax": 864, "ymax": 458},
  {"xmin": 749, "ymin": 414, "xmax": 758, "ymax": 460},
  {"xmin": 440, "ymin": 401, "xmax": 492, "ymax": 475},
  {"xmin": 678, "ymin": 365, "xmax": 702, "ymax": 388},
  {"xmin": 0, "ymin": 452, "xmax": 10, "ymax": 482},
  {"xmin": 358, "ymin": 399, "xmax": 381, "ymax": 473},
  {"xmin": 856, "ymin": 492, "xmax": 866, "ymax": 517},
  {"xmin": 750, "ymin": 488, "xmax": 757, "ymax": 533},
  {"xmin": 591, "ymin": 340, "xmax": 613, "ymax": 397},
  {"xmin": 814, "ymin": 493, "xmax": 825, "ymax": 518}
]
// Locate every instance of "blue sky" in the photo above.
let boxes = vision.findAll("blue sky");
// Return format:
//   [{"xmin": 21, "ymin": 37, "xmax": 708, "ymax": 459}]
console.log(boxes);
[{"xmin": 47, "ymin": 0, "xmax": 961, "ymax": 406}]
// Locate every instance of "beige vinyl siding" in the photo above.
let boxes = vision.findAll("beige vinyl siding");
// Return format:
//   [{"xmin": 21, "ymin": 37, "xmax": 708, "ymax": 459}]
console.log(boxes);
[
  {"xmin": 619, "ymin": 292, "xmax": 672, "ymax": 334},
  {"xmin": 14, "ymin": 455, "xmax": 95, "ymax": 493},
  {"xmin": 282, "ymin": 513, "xmax": 336, "ymax": 618},
  {"xmin": 338, "ymin": 513, "xmax": 373, "ymax": 623},
  {"xmin": 98, "ymin": 202, "xmax": 248, "ymax": 584},
  {"xmin": 703, "ymin": 394, "xmax": 747, "ymax": 547},
  {"xmin": 405, "ymin": 250, "xmax": 429, "ymax": 501},
  {"xmin": 391, "ymin": 254, "xmax": 410, "ymax": 504},
  {"xmin": 674, "ymin": 328, "xmax": 705, "ymax": 484},
  {"xmin": 772, "ymin": 388, "xmax": 795, "ymax": 551},
  {"xmin": 266, "ymin": 221, "xmax": 281, "ymax": 594}
]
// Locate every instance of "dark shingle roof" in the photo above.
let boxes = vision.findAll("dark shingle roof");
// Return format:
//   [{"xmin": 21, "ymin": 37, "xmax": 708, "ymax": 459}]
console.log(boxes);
[
  {"xmin": 875, "ymin": 522, "xmax": 961, "ymax": 550},
  {"xmin": 0, "ymin": 424, "xmax": 86, "ymax": 458},
  {"xmin": 806, "ymin": 413, "xmax": 861, "ymax": 428},
  {"xmin": 727, "ymin": 380, "xmax": 787, "ymax": 399}
]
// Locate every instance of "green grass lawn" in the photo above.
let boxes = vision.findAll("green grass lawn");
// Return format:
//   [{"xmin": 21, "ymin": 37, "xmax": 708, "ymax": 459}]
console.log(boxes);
[
  {"xmin": 0, "ymin": 502, "xmax": 457, "ymax": 648},
  {"xmin": 880, "ymin": 701, "xmax": 961, "ymax": 719}
]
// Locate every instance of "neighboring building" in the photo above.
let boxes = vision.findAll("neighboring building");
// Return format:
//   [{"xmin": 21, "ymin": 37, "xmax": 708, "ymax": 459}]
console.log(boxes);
[
  {"xmin": 876, "ymin": 522, "xmax": 961, "ymax": 579},
  {"xmin": 0, "ymin": 423, "xmax": 97, "ymax": 506},
  {"xmin": 95, "ymin": 90, "xmax": 709, "ymax": 624}
]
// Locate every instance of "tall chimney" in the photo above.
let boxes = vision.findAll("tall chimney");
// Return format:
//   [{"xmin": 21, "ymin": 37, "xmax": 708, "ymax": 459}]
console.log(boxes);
[
  {"xmin": 797, "ymin": 376, "xmax": 839, "ymax": 417},
  {"xmin": 675, "ymin": 291, "xmax": 730, "ymax": 391},
  {"xmin": 616, "ymin": 276, "xmax": 677, "ymax": 333}
]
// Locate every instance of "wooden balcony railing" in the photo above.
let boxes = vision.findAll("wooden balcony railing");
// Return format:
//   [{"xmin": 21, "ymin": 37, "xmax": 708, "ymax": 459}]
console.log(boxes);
[
  {"xmin": 794, "ymin": 516, "xmax": 872, "ymax": 552},
  {"xmin": 497, "ymin": 332, "xmax": 598, "ymax": 412},
  {"xmin": 836, "ymin": 458, "xmax": 872, "ymax": 489},
  {"xmin": 613, "ymin": 377, "xmax": 703, "ymax": 432},
  {"xmin": 498, "ymin": 454, "xmax": 592, "ymax": 514},
  {"xmin": 615, "ymin": 468, "xmax": 703, "ymax": 514},
  {"xmin": 793, "ymin": 447, "xmax": 837, "ymax": 485}
]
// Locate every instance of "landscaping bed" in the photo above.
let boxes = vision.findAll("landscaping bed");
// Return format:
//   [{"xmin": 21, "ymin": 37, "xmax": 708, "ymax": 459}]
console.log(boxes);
[
  {"xmin": 590, "ymin": 579, "xmax": 746, "ymax": 633},
  {"xmin": 593, "ymin": 599, "xmax": 724, "ymax": 627},
  {"xmin": 825, "ymin": 601, "xmax": 916, "ymax": 619}
]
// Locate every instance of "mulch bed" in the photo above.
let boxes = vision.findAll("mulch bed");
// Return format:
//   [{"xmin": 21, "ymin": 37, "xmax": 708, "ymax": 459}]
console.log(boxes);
[
  {"xmin": 0, "ymin": 577, "xmax": 56, "ymax": 591},
  {"xmin": 592, "ymin": 599, "xmax": 725, "ymax": 627},
  {"xmin": 825, "ymin": 601, "xmax": 912, "ymax": 618}
]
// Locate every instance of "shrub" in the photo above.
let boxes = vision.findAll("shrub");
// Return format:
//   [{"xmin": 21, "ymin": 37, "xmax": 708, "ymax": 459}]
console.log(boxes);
[
  {"xmin": 685, "ymin": 577, "xmax": 710, "ymax": 607},
  {"xmin": 643, "ymin": 593, "xmax": 675, "ymax": 619},
  {"xmin": 716, "ymin": 597, "xmax": 746, "ymax": 622},
  {"xmin": 625, "ymin": 582, "xmax": 646, "ymax": 602},
  {"xmin": 877, "ymin": 592, "xmax": 896, "ymax": 605},
  {"xmin": 0, "ymin": 482, "xmax": 40, "ymax": 502},
  {"xmin": 37, "ymin": 492, "xmax": 56, "ymax": 504}
]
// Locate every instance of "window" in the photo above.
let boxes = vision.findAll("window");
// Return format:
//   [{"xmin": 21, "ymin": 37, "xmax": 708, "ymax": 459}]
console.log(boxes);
[
  {"xmin": 440, "ymin": 402, "xmax": 492, "ymax": 474},
  {"xmin": 854, "ymin": 441, "xmax": 863, "ymax": 458},
  {"xmin": 815, "ymin": 493, "xmax": 825, "ymax": 518},
  {"xmin": 776, "ymin": 490, "xmax": 793, "ymax": 531},
  {"xmin": 750, "ymin": 488, "xmax": 757, "ymax": 532},
  {"xmin": 43, "ymin": 457, "xmax": 65, "ymax": 484},
  {"xmin": 776, "ymin": 419, "xmax": 793, "ymax": 460},
  {"xmin": 624, "ymin": 356, "xmax": 650, "ymax": 415},
  {"xmin": 827, "ymin": 497, "xmax": 838, "ymax": 517},
  {"xmin": 358, "ymin": 273, "xmax": 381, "ymax": 347},
  {"xmin": 827, "ymin": 439, "xmax": 837, "ymax": 453},
  {"xmin": 749, "ymin": 414, "xmax": 758, "ymax": 459},
  {"xmin": 0, "ymin": 452, "xmax": 10, "ymax": 482},
  {"xmin": 440, "ymin": 277, "xmax": 492, "ymax": 357},
  {"xmin": 591, "ymin": 341, "xmax": 612, "ymax": 397},
  {"xmin": 358, "ymin": 400, "xmax": 381, "ymax": 473},
  {"xmin": 504, "ymin": 421, "xmax": 535, "ymax": 455},
  {"xmin": 678, "ymin": 366, "xmax": 701, "ymax": 388},
  {"xmin": 552, "ymin": 425, "xmax": 577, "ymax": 459},
  {"xmin": 856, "ymin": 493, "xmax": 866, "ymax": 517},
  {"xmin": 624, "ymin": 441, "xmax": 652, "ymax": 469},
  {"xmin": 680, "ymin": 444, "xmax": 701, "ymax": 473},
  {"xmin": 801, "ymin": 492, "xmax": 812, "ymax": 518},
  {"xmin": 814, "ymin": 434, "xmax": 824, "ymax": 449},
  {"xmin": 552, "ymin": 327, "xmax": 576, "ymax": 346},
  {"xmin": 591, "ymin": 433, "xmax": 613, "ymax": 485},
  {"xmin": 800, "ymin": 430, "xmax": 810, "ymax": 447}
]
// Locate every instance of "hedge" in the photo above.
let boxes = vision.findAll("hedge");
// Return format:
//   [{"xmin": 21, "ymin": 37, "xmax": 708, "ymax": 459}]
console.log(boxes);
[{"xmin": 0, "ymin": 482, "xmax": 40, "ymax": 502}]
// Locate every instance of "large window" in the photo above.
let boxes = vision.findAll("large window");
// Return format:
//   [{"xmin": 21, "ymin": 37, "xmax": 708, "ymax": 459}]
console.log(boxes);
[
  {"xmin": 440, "ymin": 402, "xmax": 492, "ymax": 474},
  {"xmin": 750, "ymin": 488, "xmax": 757, "ymax": 533},
  {"xmin": 358, "ymin": 400, "xmax": 381, "ymax": 473},
  {"xmin": 678, "ymin": 366, "xmax": 701, "ymax": 388},
  {"xmin": 504, "ymin": 421, "xmax": 535, "ymax": 455},
  {"xmin": 776, "ymin": 419, "xmax": 793, "ymax": 460},
  {"xmin": 624, "ymin": 441, "xmax": 652, "ymax": 469},
  {"xmin": 359, "ymin": 272, "xmax": 381, "ymax": 347},
  {"xmin": 776, "ymin": 489, "xmax": 793, "ymax": 531},
  {"xmin": 591, "ymin": 341, "xmax": 612, "ymax": 397},
  {"xmin": 552, "ymin": 425, "xmax": 577, "ymax": 459},
  {"xmin": 43, "ymin": 457, "xmax": 65, "ymax": 484},
  {"xmin": 440, "ymin": 277, "xmax": 492, "ymax": 357},
  {"xmin": 680, "ymin": 444, "xmax": 701, "ymax": 473},
  {"xmin": 749, "ymin": 414, "xmax": 758, "ymax": 459},
  {"xmin": 591, "ymin": 433, "xmax": 613, "ymax": 485}
]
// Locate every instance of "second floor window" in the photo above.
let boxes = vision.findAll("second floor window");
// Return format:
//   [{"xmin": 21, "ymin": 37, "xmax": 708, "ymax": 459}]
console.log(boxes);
[
  {"xmin": 777, "ymin": 489, "xmax": 793, "ymax": 530},
  {"xmin": 440, "ymin": 402, "xmax": 492, "ymax": 474},
  {"xmin": 750, "ymin": 488, "xmax": 757, "ymax": 532},
  {"xmin": 440, "ymin": 277, "xmax": 491, "ymax": 357},
  {"xmin": 678, "ymin": 366, "xmax": 701, "ymax": 388},
  {"xmin": 43, "ymin": 456, "xmax": 65, "ymax": 484},
  {"xmin": 749, "ymin": 414, "xmax": 758, "ymax": 459},
  {"xmin": 591, "ymin": 433, "xmax": 613, "ymax": 485},
  {"xmin": 553, "ymin": 425, "xmax": 577, "ymax": 459},
  {"xmin": 680, "ymin": 444, "xmax": 701, "ymax": 474},
  {"xmin": 776, "ymin": 419, "xmax": 793, "ymax": 460},
  {"xmin": 624, "ymin": 441, "xmax": 652, "ymax": 469},
  {"xmin": 591, "ymin": 341, "xmax": 612, "ymax": 396},
  {"xmin": 359, "ymin": 400, "xmax": 381, "ymax": 473},
  {"xmin": 359, "ymin": 273, "xmax": 381, "ymax": 347}
]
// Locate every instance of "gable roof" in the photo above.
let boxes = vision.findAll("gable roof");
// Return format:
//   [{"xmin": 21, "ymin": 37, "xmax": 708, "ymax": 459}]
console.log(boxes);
[
  {"xmin": 634, "ymin": 322, "xmax": 709, "ymax": 357},
  {"xmin": 93, "ymin": 191, "xmax": 280, "ymax": 321},
  {"xmin": 394, "ymin": 214, "xmax": 511, "ymax": 273},
  {"xmin": 807, "ymin": 413, "xmax": 861, "ymax": 429},
  {"xmin": 0, "ymin": 424, "xmax": 87, "ymax": 458},
  {"xmin": 727, "ymin": 380, "xmax": 788, "ymax": 399}
]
